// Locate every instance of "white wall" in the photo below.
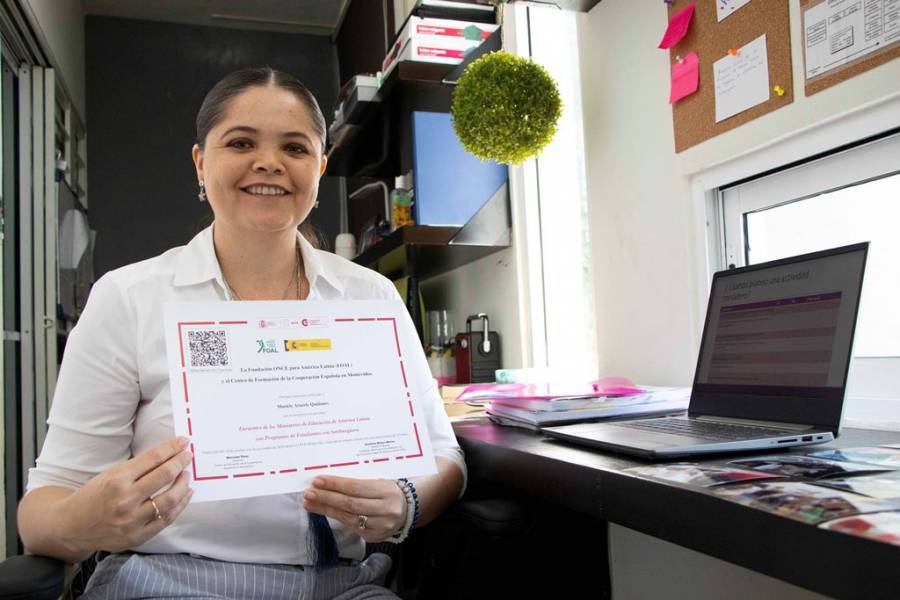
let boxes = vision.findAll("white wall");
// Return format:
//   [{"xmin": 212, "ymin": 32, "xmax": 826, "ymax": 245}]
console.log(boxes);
[
  {"xmin": 580, "ymin": 0, "xmax": 900, "ymax": 387},
  {"xmin": 21, "ymin": 0, "xmax": 86, "ymax": 119}
]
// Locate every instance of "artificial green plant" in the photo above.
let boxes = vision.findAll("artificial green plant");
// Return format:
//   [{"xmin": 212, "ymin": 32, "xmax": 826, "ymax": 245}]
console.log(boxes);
[{"xmin": 451, "ymin": 50, "xmax": 562, "ymax": 165}]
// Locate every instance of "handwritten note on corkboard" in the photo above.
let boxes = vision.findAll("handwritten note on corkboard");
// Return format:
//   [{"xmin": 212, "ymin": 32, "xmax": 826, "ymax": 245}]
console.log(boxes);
[
  {"xmin": 669, "ymin": 0, "xmax": 793, "ymax": 153},
  {"xmin": 801, "ymin": 0, "xmax": 900, "ymax": 96}
]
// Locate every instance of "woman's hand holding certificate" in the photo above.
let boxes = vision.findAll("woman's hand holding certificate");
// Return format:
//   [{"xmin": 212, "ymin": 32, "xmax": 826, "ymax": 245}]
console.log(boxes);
[
  {"xmin": 302, "ymin": 475, "xmax": 407, "ymax": 543},
  {"xmin": 54, "ymin": 437, "xmax": 194, "ymax": 560}
]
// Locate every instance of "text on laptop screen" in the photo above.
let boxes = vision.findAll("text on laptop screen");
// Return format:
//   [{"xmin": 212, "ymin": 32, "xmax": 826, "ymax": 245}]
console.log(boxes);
[{"xmin": 696, "ymin": 250, "xmax": 865, "ymax": 390}]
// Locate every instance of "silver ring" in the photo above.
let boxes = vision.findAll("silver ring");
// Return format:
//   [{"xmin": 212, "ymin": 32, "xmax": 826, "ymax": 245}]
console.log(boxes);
[
  {"xmin": 356, "ymin": 514, "xmax": 368, "ymax": 530},
  {"xmin": 150, "ymin": 498, "xmax": 162, "ymax": 520}
]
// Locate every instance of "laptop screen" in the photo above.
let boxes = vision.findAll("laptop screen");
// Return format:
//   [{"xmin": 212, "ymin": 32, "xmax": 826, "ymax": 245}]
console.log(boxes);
[{"xmin": 691, "ymin": 243, "xmax": 868, "ymax": 430}]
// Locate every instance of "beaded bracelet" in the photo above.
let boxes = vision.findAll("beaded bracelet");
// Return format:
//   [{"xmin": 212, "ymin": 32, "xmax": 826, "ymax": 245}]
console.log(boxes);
[
  {"xmin": 400, "ymin": 478, "xmax": 420, "ymax": 530},
  {"xmin": 387, "ymin": 478, "xmax": 420, "ymax": 543}
]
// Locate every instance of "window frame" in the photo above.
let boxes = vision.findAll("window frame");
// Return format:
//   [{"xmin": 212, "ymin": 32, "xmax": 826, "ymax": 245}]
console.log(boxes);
[{"xmin": 720, "ymin": 132, "xmax": 900, "ymax": 272}]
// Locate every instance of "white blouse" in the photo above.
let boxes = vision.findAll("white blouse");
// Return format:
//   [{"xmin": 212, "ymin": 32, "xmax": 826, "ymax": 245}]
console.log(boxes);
[{"xmin": 27, "ymin": 225, "xmax": 466, "ymax": 565}]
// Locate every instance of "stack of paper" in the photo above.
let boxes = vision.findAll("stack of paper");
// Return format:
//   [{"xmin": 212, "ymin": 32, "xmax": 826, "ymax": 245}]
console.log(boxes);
[{"xmin": 472, "ymin": 386, "xmax": 691, "ymax": 430}]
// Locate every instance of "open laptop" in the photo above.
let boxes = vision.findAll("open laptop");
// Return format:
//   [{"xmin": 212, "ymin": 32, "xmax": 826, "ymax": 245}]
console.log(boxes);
[{"xmin": 543, "ymin": 242, "xmax": 869, "ymax": 459}]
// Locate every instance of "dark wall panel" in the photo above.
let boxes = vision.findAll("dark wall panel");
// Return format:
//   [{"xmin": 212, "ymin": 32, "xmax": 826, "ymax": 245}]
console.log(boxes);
[{"xmin": 86, "ymin": 16, "xmax": 340, "ymax": 277}]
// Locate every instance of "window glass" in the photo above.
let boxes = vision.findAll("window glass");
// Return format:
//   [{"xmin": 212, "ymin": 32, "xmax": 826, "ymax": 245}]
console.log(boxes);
[{"xmin": 526, "ymin": 5, "xmax": 598, "ymax": 381}]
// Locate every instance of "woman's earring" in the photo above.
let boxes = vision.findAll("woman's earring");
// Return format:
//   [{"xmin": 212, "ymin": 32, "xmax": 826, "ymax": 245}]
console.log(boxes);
[
  {"xmin": 198, "ymin": 181, "xmax": 208, "ymax": 202},
  {"xmin": 314, "ymin": 200, "xmax": 320, "ymax": 208}
]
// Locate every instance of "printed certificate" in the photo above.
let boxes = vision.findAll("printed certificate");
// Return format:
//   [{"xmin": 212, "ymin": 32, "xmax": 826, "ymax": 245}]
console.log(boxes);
[{"xmin": 163, "ymin": 300, "xmax": 437, "ymax": 502}]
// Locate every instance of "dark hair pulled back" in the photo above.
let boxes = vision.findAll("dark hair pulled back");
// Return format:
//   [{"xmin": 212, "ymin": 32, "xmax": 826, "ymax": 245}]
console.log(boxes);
[{"xmin": 195, "ymin": 67, "xmax": 326, "ymax": 153}]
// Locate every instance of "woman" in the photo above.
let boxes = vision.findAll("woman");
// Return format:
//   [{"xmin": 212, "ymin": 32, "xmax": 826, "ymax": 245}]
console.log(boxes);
[{"xmin": 18, "ymin": 68, "xmax": 466, "ymax": 598}]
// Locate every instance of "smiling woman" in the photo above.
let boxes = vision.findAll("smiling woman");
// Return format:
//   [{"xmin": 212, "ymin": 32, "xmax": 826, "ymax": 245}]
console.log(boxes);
[{"xmin": 16, "ymin": 68, "xmax": 467, "ymax": 599}]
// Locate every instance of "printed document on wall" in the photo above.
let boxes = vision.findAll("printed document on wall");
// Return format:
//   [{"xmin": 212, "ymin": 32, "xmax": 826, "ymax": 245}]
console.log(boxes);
[
  {"xmin": 803, "ymin": 0, "xmax": 900, "ymax": 80},
  {"xmin": 713, "ymin": 34, "xmax": 770, "ymax": 123}
]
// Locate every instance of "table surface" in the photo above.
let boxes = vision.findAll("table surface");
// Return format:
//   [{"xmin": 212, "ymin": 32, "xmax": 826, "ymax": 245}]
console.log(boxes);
[{"xmin": 453, "ymin": 418, "xmax": 900, "ymax": 600}]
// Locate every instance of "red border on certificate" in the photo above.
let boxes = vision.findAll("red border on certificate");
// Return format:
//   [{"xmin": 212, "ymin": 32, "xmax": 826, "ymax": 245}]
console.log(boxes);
[{"xmin": 177, "ymin": 317, "xmax": 422, "ymax": 482}]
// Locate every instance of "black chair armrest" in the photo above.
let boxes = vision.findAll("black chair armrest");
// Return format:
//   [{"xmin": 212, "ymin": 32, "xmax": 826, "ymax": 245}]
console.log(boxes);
[
  {"xmin": 455, "ymin": 497, "xmax": 530, "ymax": 538},
  {"xmin": 0, "ymin": 555, "xmax": 66, "ymax": 600}
]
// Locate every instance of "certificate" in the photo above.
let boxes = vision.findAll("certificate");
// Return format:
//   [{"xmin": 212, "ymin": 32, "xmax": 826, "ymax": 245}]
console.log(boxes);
[{"xmin": 164, "ymin": 300, "xmax": 437, "ymax": 502}]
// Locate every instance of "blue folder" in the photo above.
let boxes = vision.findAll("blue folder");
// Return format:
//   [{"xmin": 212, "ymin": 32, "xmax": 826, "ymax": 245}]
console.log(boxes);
[{"xmin": 411, "ymin": 111, "xmax": 508, "ymax": 226}]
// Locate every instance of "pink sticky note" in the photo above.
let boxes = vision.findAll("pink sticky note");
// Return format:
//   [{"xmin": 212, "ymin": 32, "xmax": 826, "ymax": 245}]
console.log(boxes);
[
  {"xmin": 670, "ymin": 51, "xmax": 699, "ymax": 103},
  {"xmin": 658, "ymin": 2, "xmax": 696, "ymax": 49}
]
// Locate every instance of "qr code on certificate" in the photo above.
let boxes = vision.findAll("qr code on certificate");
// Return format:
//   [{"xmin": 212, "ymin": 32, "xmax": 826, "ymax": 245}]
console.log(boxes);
[{"xmin": 187, "ymin": 329, "xmax": 230, "ymax": 369}]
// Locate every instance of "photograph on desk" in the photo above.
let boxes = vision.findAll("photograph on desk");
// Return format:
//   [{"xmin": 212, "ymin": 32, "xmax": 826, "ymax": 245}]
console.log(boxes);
[
  {"xmin": 806, "ymin": 446, "xmax": 900, "ymax": 468},
  {"xmin": 810, "ymin": 472, "xmax": 900, "ymax": 500},
  {"xmin": 712, "ymin": 481, "xmax": 900, "ymax": 525},
  {"xmin": 821, "ymin": 512, "xmax": 900, "ymax": 547},
  {"xmin": 728, "ymin": 455, "xmax": 892, "ymax": 480},
  {"xmin": 624, "ymin": 463, "xmax": 784, "ymax": 488}
]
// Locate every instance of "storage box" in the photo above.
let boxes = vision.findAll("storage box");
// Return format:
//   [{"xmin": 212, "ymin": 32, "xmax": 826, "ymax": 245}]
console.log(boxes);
[
  {"xmin": 384, "ymin": 37, "xmax": 478, "ymax": 73},
  {"xmin": 382, "ymin": 16, "xmax": 499, "ymax": 76},
  {"xmin": 407, "ymin": 16, "xmax": 497, "ymax": 42}
]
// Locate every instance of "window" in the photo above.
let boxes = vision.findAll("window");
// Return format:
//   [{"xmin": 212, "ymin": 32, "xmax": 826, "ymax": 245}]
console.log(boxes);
[
  {"xmin": 513, "ymin": 4, "xmax": 597, "ymax": 381},
  {"xmin": 720, "ymin": 132, "xmax": 900, "ymax": 400}
]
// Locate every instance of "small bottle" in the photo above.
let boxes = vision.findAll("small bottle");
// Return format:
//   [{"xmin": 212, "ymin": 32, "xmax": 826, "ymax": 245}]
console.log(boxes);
[{"xmin": 391, "ymin": 188, "xmax": 415, "ymax": 230}]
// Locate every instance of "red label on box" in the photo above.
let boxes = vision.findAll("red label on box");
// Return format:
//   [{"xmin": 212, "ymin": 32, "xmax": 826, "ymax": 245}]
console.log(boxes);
[
  {"xmin": 415, "ymin": 24, "xmax": 491, "ymax": 39},
  {"xmin": 417, "ymin": 46, "xmax": 466, "ymax": 59}
]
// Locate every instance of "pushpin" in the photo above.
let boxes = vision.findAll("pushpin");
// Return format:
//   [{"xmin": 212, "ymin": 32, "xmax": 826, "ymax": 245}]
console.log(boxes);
[
  {"xmin": 675, "ymin": 54, "xmax": 685, "ymax": 63},
  {"xmin": 774, "ymin": 85, "xmax": 785, "ymax": 96},
  {"xmin": 727, "ymin": 48, "xmax": 739, "ymax": 57}
]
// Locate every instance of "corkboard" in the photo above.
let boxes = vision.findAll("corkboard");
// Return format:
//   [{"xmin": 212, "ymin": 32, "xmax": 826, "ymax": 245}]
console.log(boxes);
[
  {"xmin": 669, "ymin": 0, "xmax": 794, "ymax": 153},
  {"xmin": 801, "ymin": 0, "xmax": 900, "ymax": 96}
]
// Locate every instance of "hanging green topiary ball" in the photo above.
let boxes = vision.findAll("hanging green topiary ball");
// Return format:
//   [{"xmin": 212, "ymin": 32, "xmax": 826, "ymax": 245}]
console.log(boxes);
[{"xmin": 451, "ymin": 51, "xmax": 562, "ymax": 165}]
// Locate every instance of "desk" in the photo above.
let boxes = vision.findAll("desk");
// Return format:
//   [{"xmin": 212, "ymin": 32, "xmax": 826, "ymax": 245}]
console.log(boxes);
[{"xmin": 454, "ymin": 419, "xmax": 900, "ymax": 600}]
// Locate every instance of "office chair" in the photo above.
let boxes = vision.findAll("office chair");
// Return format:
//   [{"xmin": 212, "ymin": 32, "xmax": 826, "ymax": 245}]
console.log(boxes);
[{"xmin": 0, "ymin": 554, "xmax": 65, "ymax": 600}]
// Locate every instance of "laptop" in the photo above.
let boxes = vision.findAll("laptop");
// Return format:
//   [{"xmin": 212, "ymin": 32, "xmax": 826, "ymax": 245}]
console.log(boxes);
[{"xmin": 543, "ymin": 242, "xmax": 869, "ymax": 459}]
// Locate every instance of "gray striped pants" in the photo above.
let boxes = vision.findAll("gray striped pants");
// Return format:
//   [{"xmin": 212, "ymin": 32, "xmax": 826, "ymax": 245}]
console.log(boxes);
[{"xmin": 80, "ymin": 552, "xmax": 399, "ymax": 599}]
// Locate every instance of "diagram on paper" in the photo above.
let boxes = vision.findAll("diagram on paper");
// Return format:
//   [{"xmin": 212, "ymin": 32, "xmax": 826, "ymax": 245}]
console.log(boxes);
[{"xmin": 804, "ymin": 0, "xmax": 900, "ymax": 79}]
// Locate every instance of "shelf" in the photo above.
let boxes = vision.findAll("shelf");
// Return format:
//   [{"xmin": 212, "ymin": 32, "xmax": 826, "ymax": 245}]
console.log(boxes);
[
  {"xmin": 326, "ymin": 22, "xmax": 506, "ymax": 176},
  {"xmin": 353, "ymin": 225, "xmax": 509, "ymax": 280},
  {"xmin": 333, "ymin": 36, "xmax": 512, "ymax": 282},
  {"xmin": 326, "ymin": 62, "xmax": 455, "ymax": 178}
]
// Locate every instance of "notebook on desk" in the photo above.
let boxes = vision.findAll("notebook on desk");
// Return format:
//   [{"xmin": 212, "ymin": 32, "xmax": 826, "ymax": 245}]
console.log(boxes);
[{"xmin": 543, "ymin": 242, "xmax": 869, "ymax": 460}]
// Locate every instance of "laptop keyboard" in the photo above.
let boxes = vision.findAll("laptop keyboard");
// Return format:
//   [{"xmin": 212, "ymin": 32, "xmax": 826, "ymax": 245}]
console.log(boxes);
[{"xmin": 615, "ymin": 417, "xmax": 795, "ymax": 442}]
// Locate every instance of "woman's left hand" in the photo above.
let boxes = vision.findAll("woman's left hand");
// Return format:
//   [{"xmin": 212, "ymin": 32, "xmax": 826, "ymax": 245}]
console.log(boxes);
[{"xmin": 302, "ymin": 476, "xmax": 407, "ymax": 543}]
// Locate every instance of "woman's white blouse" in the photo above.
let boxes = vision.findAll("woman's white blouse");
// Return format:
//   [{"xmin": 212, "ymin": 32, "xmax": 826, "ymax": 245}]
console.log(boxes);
[{"xmin": 27, "ymin": 225, "xmax": 466, "ymax": 565}]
